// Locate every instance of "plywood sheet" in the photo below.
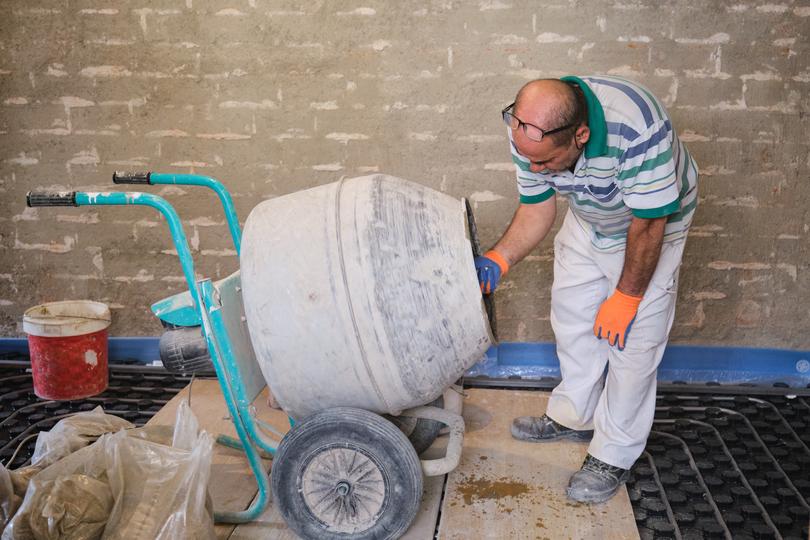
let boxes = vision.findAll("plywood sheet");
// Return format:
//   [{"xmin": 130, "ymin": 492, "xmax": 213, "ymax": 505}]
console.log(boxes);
[
  {"xmin": 437, "ymin": 388, "xmax": 638, "ymax": 540},
  {"xmin": 146, "ymin": 379, "xmax": 290, "ymax": 540},
  {"xmin": 151, "ymin": 384, "xmax": 637, "ymax": 539}
]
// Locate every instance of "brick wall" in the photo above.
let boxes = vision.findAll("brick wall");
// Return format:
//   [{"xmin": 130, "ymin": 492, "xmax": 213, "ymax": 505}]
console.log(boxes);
[{"xmin": 1, "ymin": 1, "xmax": 808, "ymax": 348}]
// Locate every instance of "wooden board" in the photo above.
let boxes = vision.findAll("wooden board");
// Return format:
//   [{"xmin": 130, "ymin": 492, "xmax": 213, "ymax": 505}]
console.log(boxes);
[
  {"xmin": 149, "ymin": 384, "xmax": 637, "ymax": 539},
  {"xmin": 437, "ymin": 388, "xmax": 639, "ymax": 540},
  {"xmin": 228, "ymin": 472, "xmax": 446, "ymax": 540},
  {"xmin": 400, "ymin": 441, "xmax": 448, "ymax": 540},
  {"xmin": 146, "ymin": 379, "xmax": 291, "ymax": 540}
]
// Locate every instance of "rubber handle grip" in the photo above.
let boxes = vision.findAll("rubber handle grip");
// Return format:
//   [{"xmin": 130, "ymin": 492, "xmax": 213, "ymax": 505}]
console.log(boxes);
[
  {"xmin": 112, "ymin": 171, "xmax": 151, "ymax": 184},
  {"xmin": 26, "ymin": 191, "xmax": 78, "ymax": 207}
]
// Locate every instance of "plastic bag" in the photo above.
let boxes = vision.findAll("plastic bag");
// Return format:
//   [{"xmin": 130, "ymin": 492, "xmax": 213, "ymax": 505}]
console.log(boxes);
[
  {"xmin": 3, "ymin": 442, "xmax": 110, "ymax": 540},
  {"xmin": 101, "ymin": 400, "xmax": 215, "ymax": 540},
  {"xmin": 4, "ymin": 402, "xmax": 214, "ymax": 540},
  {"xmin": 7, "ymin": 406, "xmax": 134, "ymax": 502},
  {"xmin": 24, "ymin": 475, "xmax": 112, "ymax": 540},
  {"xmin": 30, "ymin": 407, "xmax": 133, "ymax": 469},
  {"xmin": 0, "ymin": 464, "xmax": 21, "ymax": 532}
]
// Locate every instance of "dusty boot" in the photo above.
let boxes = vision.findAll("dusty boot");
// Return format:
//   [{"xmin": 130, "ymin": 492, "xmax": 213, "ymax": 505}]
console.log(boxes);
[
  {"xmin": 567, "ymin": 454, "xmax": 629, "ymax": 503},
  {"xmin": 510, "ymin": 414, "xmax": 593, "ymax": 442}
]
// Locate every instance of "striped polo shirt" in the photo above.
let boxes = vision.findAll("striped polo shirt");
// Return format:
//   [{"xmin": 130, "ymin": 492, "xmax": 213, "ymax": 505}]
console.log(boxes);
[{"xmin": 511, "ymin": 75, "xmax": 699, "ymax": 252}]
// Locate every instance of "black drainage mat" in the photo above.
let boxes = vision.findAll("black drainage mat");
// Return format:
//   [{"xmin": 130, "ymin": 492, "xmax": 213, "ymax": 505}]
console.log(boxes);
[
  {"xmin": 1, "ymin": 361, "xmax": 809, "ymax": 539},
  {"xmin": 0, "ymin": 363, "xmax": 193, "ymax": 469},
  {"xmin": 632, "ymin": 392, "xmax": 810, "ymax": 539}
]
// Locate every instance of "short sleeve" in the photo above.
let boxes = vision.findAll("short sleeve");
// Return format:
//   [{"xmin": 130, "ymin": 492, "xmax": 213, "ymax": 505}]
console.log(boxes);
[{"xmin": 618, "ymin": 120, "xmax": 680, "ymax": 218}]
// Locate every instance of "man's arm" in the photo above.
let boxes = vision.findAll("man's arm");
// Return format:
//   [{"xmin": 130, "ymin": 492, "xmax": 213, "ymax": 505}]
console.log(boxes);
[
  {"xmin": 616, "ymin": 215, "xmax": 668, "ymax": 296},
  {"xmin": 491, "ymin": 195, "xmax": 557, "ymax": 267},
  {"xmin": 593, "ymin": 215, "xmax": 668, "ymax": 349}
]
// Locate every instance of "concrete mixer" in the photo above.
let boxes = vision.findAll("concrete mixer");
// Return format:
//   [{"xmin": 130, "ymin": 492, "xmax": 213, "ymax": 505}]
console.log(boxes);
[{"xmin": 27, "ymin": 172, "xmax": 494, "ymax": 540}]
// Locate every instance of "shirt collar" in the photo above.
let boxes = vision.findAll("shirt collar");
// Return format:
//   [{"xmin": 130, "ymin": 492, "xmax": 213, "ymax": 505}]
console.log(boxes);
[{"xmin": 560, "ymin": 75, "xmax": 608, "ymax": 159}]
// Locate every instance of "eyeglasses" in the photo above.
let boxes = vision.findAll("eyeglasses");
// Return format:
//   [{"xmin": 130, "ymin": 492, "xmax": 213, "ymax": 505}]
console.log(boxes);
[{"xmin": 501, "ymin": 102, "xmax": 573, "ymax": 142}]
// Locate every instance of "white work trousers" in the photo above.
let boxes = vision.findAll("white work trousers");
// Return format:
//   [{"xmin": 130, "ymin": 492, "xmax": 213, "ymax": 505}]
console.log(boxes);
[{"xmin": 545, "ymin": 210, "xmax": 686, "ymax": 470}]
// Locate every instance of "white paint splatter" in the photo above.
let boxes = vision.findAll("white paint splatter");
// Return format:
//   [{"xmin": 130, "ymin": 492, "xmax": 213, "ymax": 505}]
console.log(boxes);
[
  {"xmin": 310, "ymin": 101, "xmax": 338, "ymax": 110},
  {"xmin": 47, "ymin": 64, "xmax": 68, "ymax": 77},
  {"xmin": 326, "ymin": 132, "xmax": 369, "ymax": 144},
  {"xmin": 479, "ymin": 0, "xmax": 511, "ymax": 10},
  {"xmin": 370, "ymin": 40, "xmax": 391, "ymax": 51},
  {"xmin": 756, "ymin": 3, "xmax": 789, "ymax": 13},
  {"xmin": 66, "ymin": 148, "xmax": 101, "ymax": 171},
  {"xmin": 313, "ymin": 163, "xmax": 343, "ymax": 171},
  {"xmin": 675, "ymin": 33, "xmax": 730, "ymax": 45},
  {"xmin": 336, "ymin": 7, "xmax": 376, "ymax": 15},
  {"xmin": 84, "ymin": 350, "xmax": 98, "ymax": 367},
  {"xmin": 492, "ymin": 34, "xmax": 527, "ymax": 45},
  {"xmin": 469, "ymin": 191, "xmax": 505, "ymax": 203},
  {"xmin": 196, "ymin": 132, "xmax": 251, "ymax": 140},
  {"xmin": 216, "ymin": 8, "xmax": 246, "ymax": 16},
  {"xmin": 408, "ymin": 132, "xmax": 437, "ymax": 141},
  {"xmin": 145, "ymin": 129, "xmax": 189, "ymax": 138},
  {"xmin": 457, "ymin": 134, "xmax": 503, "ymax": 143},
  {"xmin": 80, "ymin": 65, "xmax": 132, "ymax": 78},
  {"xmin": 536, "ymin": 33, "xmax": 578, "ymax": 43},
  {"xmin": 79, "ymin": 8, "xmax": 118, "ymax": 14},
  {"xmin": 484, "ymin": 163, "xmax": 515, "ymax": 171},
  {"xmin": 219, "ymin": 100, "xmax": 276, "ymax": 110},
  {"xmin": 5, "ymin": 152, "xmax": 38, "ymax": 165}
]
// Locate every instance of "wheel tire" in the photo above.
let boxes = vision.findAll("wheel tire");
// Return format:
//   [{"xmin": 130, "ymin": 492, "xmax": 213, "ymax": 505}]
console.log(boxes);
[
  {"xmin": 386, "ymin": 397, "xmax": 445, "ymax": 455},
  {"xmin": 271, "ymin": 407, "xmax": 423, "ymax": 540},
  {"xmin": 158, "ymin": 326, "xmax": 214, "ymax": 374}
]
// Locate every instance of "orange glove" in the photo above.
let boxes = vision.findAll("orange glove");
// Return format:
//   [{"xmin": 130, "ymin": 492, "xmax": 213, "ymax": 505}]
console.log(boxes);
[{"xmin": 593, "ymin": 289, "xmax": 642, "ymax": 350}]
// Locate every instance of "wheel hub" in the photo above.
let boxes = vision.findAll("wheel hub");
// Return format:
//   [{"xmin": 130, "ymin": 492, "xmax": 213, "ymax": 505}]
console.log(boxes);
[{"xmin": 301, "ymin": 447, "xmax": 386, "ymax": 534}]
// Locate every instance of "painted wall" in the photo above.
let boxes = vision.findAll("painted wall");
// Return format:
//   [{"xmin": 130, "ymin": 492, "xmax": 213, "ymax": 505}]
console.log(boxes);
[{"xmin": 1, "ymin": 1, "xmax": 808, "ymax": 348}]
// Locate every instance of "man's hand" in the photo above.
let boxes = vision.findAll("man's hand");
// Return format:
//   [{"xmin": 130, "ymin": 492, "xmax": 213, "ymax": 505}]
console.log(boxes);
[
  {"xmin": 594, "ymin": 215, "xmax": 667, "ymax": 349},
  {"xmin": 474, "ymin": 250, "xmax": 510, "ymax": 294},
  {"xmin": 593, "ymin": 289, "xmax": 642, "ymax": 350}
]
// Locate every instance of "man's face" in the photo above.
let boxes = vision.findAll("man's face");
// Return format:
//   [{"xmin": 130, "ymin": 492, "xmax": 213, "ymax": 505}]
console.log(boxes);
[{"xmin": 512, "ymin": 127, "xmax": 581, "ymax": 174}]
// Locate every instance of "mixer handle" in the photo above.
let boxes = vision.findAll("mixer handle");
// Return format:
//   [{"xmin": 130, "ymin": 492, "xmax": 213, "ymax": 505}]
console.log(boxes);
[
  {"xmin": 112, "ymin": 171, "xmax": 152, "ymax": 184},
  {"xmin": 26, "ymin": 191, "xmax": 78, "ymax": 207}
]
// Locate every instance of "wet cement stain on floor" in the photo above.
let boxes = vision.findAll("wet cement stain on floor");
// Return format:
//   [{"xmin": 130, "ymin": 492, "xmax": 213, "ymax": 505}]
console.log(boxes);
[{"xmin": 455, "ymin": 474, "xmax": 532, "ymax": 506}]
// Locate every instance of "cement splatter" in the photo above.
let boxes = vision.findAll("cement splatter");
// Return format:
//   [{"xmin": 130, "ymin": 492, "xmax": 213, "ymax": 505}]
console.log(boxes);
[{"xmin": 455, "ymin": 474, "xmax": 532, "ymax": 506}]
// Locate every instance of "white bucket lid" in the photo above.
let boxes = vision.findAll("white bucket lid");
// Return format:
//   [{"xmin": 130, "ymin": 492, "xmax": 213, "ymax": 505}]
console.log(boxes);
[{"xmin": 23, "ymin": 300, "xmax": 112, "ymax": 337}]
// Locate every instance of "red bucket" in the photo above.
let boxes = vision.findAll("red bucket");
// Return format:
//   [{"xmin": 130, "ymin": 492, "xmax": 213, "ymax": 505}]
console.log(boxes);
[{"xmin": 23, "ymin": 300, "xmax": 111, "ymax": 400}]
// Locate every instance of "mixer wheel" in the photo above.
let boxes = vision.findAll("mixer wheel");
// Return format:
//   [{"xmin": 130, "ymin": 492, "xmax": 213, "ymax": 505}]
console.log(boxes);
[{"xmin": 271, "ymin": 407, "xmax": 423, "ymax": 540}]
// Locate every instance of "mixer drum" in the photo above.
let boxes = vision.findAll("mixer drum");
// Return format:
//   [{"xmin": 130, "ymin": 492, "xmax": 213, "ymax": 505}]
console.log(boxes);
[{"xmin": 240, "ymin": 174, "xmax": 493, "ymax": 420}]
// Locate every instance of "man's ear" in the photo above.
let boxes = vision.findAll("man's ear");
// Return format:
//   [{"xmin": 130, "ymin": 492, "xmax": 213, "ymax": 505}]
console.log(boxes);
[{"xmin": 575, "ymin": 125, "xmax": 590, "ymax": 145}]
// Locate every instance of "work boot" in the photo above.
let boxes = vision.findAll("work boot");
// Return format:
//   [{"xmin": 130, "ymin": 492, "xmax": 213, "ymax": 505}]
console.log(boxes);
[
  {"xmin": 567, "ymin": 454, "xmax": 630, "ymax": 504},
  {"xmin": 510, "ymin": 414, "xmax": 593, "ymax": 442}
]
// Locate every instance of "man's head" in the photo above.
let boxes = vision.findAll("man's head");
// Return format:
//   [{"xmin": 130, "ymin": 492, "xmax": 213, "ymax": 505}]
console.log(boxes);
[{"xmin": 505, "ymin": 79, "xmax": 590, "ymax": 173}]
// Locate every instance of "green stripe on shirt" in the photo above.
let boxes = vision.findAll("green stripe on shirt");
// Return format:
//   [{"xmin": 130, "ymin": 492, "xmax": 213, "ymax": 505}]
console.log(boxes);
[
  {"xmin": 618, "ymin": 146, "xmax": 673, "ymax": 181},
  {"xmin": 520, "ymin": 189, "xmax": 555, "ymax": 204},
  {"xmin": 631, "ymin": 199, "xmax": 680, "ymax": 218}
]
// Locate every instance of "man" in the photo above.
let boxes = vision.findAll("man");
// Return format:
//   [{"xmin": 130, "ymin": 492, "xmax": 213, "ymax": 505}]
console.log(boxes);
[{"xmin": 475, "ymin": 76, "xmax": 698, "ymax": 503}]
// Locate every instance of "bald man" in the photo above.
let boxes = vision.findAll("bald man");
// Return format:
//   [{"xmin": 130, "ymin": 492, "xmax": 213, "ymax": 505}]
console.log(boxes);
[{"xmin": 474, "ymin": 76, "xmax": 698, "ymax": 503}]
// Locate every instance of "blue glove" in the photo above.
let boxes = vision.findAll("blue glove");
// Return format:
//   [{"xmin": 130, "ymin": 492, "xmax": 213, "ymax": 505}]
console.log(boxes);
[{"xmin": 474, "ymin": 250, "xmax": 509, "ymax": 294}]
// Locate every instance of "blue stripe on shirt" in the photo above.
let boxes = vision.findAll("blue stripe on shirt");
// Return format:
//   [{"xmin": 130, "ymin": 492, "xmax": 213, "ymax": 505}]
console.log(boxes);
[
  {"xmin": 589, "ymin": 77, "xmax": 655, "ymax": 128},
  {"xmin": 620, "ymin": 120, "xmax": 672, "ymax": 164},
  {"xmin": 557, "ymin": 182, "xmax": 620, "ymax": 200},
  {"xmin": 606, "ymin": 121, "xmax": 640, "ymax": 141}
]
